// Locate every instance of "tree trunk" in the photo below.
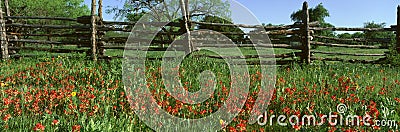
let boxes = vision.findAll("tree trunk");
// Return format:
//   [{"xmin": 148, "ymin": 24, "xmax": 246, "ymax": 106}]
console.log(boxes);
[
  {"xmin": 301, "ymin": 2, "xmax": 311, "ymax": 64},
  {"xmin": 397, "ymin": 6, "xmax": 400, "ymax": 53},
  {"xmin": 98, "ymin": 0, "xmax": 103, "ymax": 20},
  {"xmin": 91, "ymin": 0, "xmax": 97, "ymax": 60},
  {"xmin": 0, "ymin": 0, "xmax": 9, "ymax": 59},
  {"xmin": 180, "ymin": 0, "xmax": 192, "ymax": 54}
]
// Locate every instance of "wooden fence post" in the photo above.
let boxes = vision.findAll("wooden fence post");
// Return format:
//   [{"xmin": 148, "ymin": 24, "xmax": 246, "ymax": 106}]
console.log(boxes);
[
  {"xmin": 396, "ymin": 5, "xmax": 400, "ymax": 53},
  {"xmin": 180, "ymin": 0, "xmax": 192, "ymax": 54},
  {"xmin": 0, "ymin": 0, "xmax": 9, "ymax": 59},
  {"xmin": 302, "ymin": 1, "xmax": 311, "ymax": 64},
  {"xmin": 4, "ymin": 0, "xmax": 10, "ymax": 21},
  {"xmin": 97, "ymin": 0, "xmax": 106, "ymax": 56},
  {"xmin": 98, "ymin": 0, "xmax": 102, "ymax": 20},
  {"xmin": 48, "ymin": 29, "xmax": 53, "ymax": 49},
  {"xmin": 91, "ymin": 0, "xmax": 97, "ymax": 61}
]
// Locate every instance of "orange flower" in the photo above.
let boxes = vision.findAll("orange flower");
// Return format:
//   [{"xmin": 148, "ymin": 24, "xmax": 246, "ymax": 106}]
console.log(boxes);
[
  {"xmin": 33, "ymin": 123, "xmax": 45, "ymax": 131},
  {"xmin": 3, "ymin": 98, "xmax": 11, "ymax": 106},
  {"xmin": 373, "ymin": 125, "xmax": 380, "ymax": 130},
  {"xmin": 236, "ymin": 123, "xmax": 246, "ymax": 131},
  {"xmin": 228, "ymin": 126, "xmax": 237, "ymax": 132},
  {"xmin": 52, "ymin": 120, "xmax": 59, "ymax": 125},
  {"xmin": 2, "ymin": 114, "xmax": 11, "ymax": 122},
  {"xmin": 293, "ymin": 124, "xmax": 301, "ymax": 131},
  {"xmin": 394, "ymin": 98, "xmax": 400, "ymax": 103},
  {"xmin": 72, "ymin": 125, "xmax": 81, "ymax": 132}
]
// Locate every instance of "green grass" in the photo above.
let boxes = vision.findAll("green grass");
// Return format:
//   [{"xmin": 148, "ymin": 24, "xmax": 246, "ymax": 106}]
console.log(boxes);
[
  {"xmin": 0, "ymin": 48, "xmax": 399, "ymax": 131},
  {"xmin": 313, "ymin": 46, "xmax": 388, "ymax": 60}
]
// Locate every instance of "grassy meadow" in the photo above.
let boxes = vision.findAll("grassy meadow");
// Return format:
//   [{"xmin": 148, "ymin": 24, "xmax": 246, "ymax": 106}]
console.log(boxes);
[{"xmin": 0, "ymin": 47, "xmax": 399, "ymax": 131}]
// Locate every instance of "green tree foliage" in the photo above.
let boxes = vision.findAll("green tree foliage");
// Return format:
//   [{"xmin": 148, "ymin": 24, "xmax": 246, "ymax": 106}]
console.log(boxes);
[
  {"xmin": 9, "ymin": 0, "xmax": 90, "ymax": 22},
  {"xmin": 198, "ymin": 16, "xmax": 244, "ymax": 44},
  {"xmin": 352, "ymin": 32, "xmax": 365, "ymax": 38},
  {"xmin": 336, "ymin": 32, "xmax": 362, "ymax": 45},
  {"xmin": 337, "ymin": 33, "xmax": 352, "ymax": 39},
  {"xmin": 7, "ymin": 0, "xmax": 89, "ymax": 42},
  {"xmin": 107, "ymin": 0, "xmax": 163, "ymax": 21},
  {"xmin": 362, "ymin": 22, "xmax": 394, "ymax": 46},
  {"xmin": 107, "ymin": 0, "xmax": 231, "ymax": 22},
  {"xmin": 107, "ymin": 0, "xmax": 232, "ymax": 47},
  {"xmin": 290, "ymin": 3, "xmax": 335, "ymax": 41},
  {"xmin": 259, "ymin": 23, "xmax": 293, "ymax": 45},
  {"xmin": 336, "ymin": 21, "xmax": 394, "ymax": 46},
  {"xmin": 363, "ymin": 21, "xmax": 394, "ymax": 39},
  {"xmin": 290, "ymin": 3, "xmax": 330, "ymax": 23}
]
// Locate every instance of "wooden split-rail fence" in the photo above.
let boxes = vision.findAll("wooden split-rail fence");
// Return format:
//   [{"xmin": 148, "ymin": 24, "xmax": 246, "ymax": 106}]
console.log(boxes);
[{"xmin": 0, "ymin": 1, "xmax": 399, "ymax": 65}]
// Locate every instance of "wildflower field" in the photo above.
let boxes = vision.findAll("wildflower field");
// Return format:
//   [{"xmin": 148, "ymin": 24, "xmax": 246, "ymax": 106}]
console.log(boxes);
[{"xmin": 0, "ymin": 55, "xmax": 399, "ymax": 131}]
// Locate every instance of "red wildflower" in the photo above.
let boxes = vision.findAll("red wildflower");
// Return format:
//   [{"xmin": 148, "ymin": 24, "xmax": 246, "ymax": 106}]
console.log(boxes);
[
  {"xmin": 228, "ymin": 126, "xmax": 237, "ymax": 132},
  {"xmin": 52, "ymin": 120, "xmax": 59, "ymax": 125},
  {"xmin": 2, "ymin": 114, "xmax": 11, "ymax": 122},
  {"xmin": 368, "ymin": 101, "xmax": 379, "ymax": 118},
  {"xmin": 269, "ymin": 109, "xmax": 274, "ymax": 114},
  {"xmin": 293, "ymin": 124, "xmax": 301, "ymax": 131},
  {"xmin": 328, "ymin": 126, "xmax": 337, "ymax": 132},
  {"xmin": 331, "ymin": 95, "xmax": 336, "ymax": 101},
  {"xmin": 283, "ymin": 107, "xmax": 291, "ymax": 115},
  {"xmin": 373, "ymin": 125, "xmax": 380, "ymax": 130},
  {"xmin": 394, "ymin": 98, "xmax": 400, "ymax": 103},
  {"xmin": 236, "ymin": 123, "xmax": 246, "ymax": 131},
  {"xmin": 33, "ymin": 123, "xmax": 45, "ymax": 131},
  {"xmin": 3, "ymin": 98, "xmax": 11, "ymax": 106},
  {"xmin": 339, "ymin": 98, "xmax": 345, "ymax": 103},
  {"xmin": 279, "ymin": 97, "xmax": 284, "ymax": 102},
  {"xmin": 366, "ymin": 86, "xmax": 375, "ymax": 91},
  {"xmin": 72, "ymin": 125, "xmax": 81, "ymax": 132},
  {"xmin": 344, "ymin": 86, "xmax": 349, "ymax": 93},
  {"xmin": 285, "ymin": 88, "xmax": 292, "ymax": 94}
]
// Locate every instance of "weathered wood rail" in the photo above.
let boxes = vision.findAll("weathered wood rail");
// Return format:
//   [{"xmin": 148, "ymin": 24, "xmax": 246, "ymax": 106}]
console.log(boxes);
[{"xmin": 0, "ymin": 1, "xmax": 399, "ymax": 65}]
